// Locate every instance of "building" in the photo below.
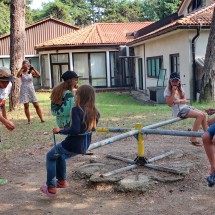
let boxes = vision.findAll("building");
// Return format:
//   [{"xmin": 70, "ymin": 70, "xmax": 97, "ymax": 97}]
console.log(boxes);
[
  {"xmin": 0, "ymin": 17, "xmax": 79, "ymax": 88},
  {"xmin": 128, "ymin": 0, "xmax": 215, "ymax": 102},
  {"xmin": 34, "ymin": 22, "xmax": 153, "ymax": 89}
]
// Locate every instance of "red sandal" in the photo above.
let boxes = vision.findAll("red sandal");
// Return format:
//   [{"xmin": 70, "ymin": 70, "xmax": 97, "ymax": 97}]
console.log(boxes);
[
  {"xmin": 57, "ymin": 180, "xmax": 69, "ymax": 188},
  {"xmin": 40, "ymin": 184, "xmax": 57, "ymax": 197}
]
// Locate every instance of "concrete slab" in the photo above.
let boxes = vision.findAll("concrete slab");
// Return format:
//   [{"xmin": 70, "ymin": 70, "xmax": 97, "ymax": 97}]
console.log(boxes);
[
  {"xmin": 75, "ymin": 163, "xmax": 107, "ymax": 179},
  {"xmin": 115, "ymin": 174, "xmax": 156, "ymax": 193}
]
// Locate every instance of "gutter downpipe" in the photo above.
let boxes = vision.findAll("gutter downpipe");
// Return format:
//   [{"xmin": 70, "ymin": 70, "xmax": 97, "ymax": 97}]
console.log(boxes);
[
  {"xmin": 144, "ymin": 43, "xmax": 147, "ymax": 93},
  {"xmin": 191, "ymin": 26, "xmax": 200, "ymax": 102}
]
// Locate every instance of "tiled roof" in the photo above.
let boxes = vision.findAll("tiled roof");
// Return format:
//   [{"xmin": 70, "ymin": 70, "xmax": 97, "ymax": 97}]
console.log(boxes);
[
  {"xmin": 0, "ymin": 17, "xmax": 79, "ymax": 39},
  {"xmin": 178, "ymin": 3, "xmax": 214, "ymax": 25},
  {"xmin": 35, "ymin": 22, "xmax": 153, "ymax": 49},
  {"xmin": 129, "ymin": 3, "xmax": 215, "ymax": 45}
]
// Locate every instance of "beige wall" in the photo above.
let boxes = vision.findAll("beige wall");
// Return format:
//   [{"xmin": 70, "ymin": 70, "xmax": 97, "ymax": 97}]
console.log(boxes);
[
  {"xmin": 195, "ymin": 30, "xmax": 209, "ymax": 57},
  {"xmin": 134, "ymin": 30, "xmax": 192, "ymax": 98},
  {"xmin": 133, "ymin": 29, "xmax": 210, "ymax": 100}
]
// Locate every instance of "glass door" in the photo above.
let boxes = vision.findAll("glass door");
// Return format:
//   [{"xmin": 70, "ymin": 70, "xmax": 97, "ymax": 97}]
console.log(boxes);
[
  {"xmin": 40, "ymin": 54, "xmax": 50, "ymax": 88},
  {"xmin": 90, "ymin": 53, "xmax": 107, "ymax": 87},
  {"xmin": 73, "ymin": 52, "xmax": 107, "ymax": 87},
  {"xmin": 73, "ymin": 53, "xmax": 89, "ymax": 85},
  {"xmin": 51, "ymin": 64, "xmax": 69, "ymax": 87},
  {"xmin": 50, "ymin": 53, "xmax": 70, "ymax": 87}
]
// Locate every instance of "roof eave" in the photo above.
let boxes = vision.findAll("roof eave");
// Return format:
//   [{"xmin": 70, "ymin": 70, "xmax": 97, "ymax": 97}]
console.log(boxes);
[
  {"xmin": 35, "ymin": 43, "xmax": 124, "ymax": 52},
  {"xmin": 128, "ymin": 24, "xmax": 210, "ymax": 46}
]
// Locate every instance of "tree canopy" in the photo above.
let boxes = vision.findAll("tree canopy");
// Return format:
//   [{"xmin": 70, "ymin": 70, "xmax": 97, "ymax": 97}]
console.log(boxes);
[{"xmin": 0, "ymin": 0, "xmax": 180, "ymax": 36}]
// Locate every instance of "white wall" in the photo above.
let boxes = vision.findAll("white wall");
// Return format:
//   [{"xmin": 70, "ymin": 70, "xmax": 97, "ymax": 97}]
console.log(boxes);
[
  {"xmin": 134, "ymin": 30, "xmax": 192, "ymax": 98},
  {"xmin": 134, "ymin": 45, "xmax": 145, "ymax": 90},
  {"xmin": 195, "ymin": 30, "xmax": 209, "ymax": 58},
  {"xmin": 133, "ymin": 29, "xmax": 210, "ymax": 100}
]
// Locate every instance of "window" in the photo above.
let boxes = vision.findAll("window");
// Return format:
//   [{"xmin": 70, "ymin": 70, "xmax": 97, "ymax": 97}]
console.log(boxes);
[
  {"xmin": 73, "ymin": 52, "xmax": 107, "ymax": 87},
  {"xmin": 26, "ymin": 57, "xmax": 40, "ymax": 89},
  {"xmin": 26, "ymin": 57, "xmax": 39, "ymax": 71},
  {"xmin": 138, "ymin": 58, "xmax": 143, "ymax": 90},
  {"xmin": 147, "ymin": 56, "xmax": 163, "ymax": 78},
  {"xmin": 188, "ymin": 0, "xmax": 203, "ymax": 13},
  {"xmin": 50, "ymin": 53, "xmax": 70, "ymax": 87},
  {"xmin": 90, "ymin": 53, "xmax": 107, "ymax": 87},
  {"xmin": 170, "ymin": 54, "xmax": 180, "ymax": 74},
  {"xmin": 0, "ymin": 58, "xmax": 10, "ymax": 68},
  {"xmin": 40, "ymin": 54, "xmax": 50, "ymax": 88},
  {"xmin": 110, "ymin": 51, "xmax": 120, "ymax": 87}
]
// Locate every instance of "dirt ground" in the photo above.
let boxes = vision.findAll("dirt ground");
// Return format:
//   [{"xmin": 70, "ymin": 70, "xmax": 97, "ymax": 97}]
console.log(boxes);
[{"xmin": 0, "ymin": 132, "xmax": 215, "ymax": 215}]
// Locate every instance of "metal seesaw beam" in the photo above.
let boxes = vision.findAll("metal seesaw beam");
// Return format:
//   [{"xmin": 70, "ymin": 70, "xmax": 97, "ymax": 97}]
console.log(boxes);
[
  {"xmin": 89, "ymin": 117, "xmax": 194, "ymax": 177},
  {"xmin": 88, "ymin": 129, "xmax": 138, "ymax": 151},
  {"xmin": 141, "ymin": 129, "xmax": 204, "ymax": 137},
  {"xmin": 90, "ymin": 118, "xmax": 183, "ymax": 151},
  {"xmin": 96, "ymin": 117, "xmax": 182, "ymax": 133},
  {"xmin": 96, "ymin": 127, "xmax": 133, "ymax": 132}
]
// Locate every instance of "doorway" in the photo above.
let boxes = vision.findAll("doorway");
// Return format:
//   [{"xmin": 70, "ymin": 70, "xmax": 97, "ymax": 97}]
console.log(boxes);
[
  {"xmin": 50, "ymin": 53, "xmax": 70, "ymax": 87},
  {"xmin": 51, "ymin": 64, "xmax": 69, "ymax": 87}
]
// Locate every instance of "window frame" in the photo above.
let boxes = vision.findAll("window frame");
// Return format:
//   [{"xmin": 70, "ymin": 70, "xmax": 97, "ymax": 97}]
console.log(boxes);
[
  {"xmin": 147, "ymin": 56, "xmax": 163, "ymax": 78},
  {"xmin": 188, "ymin": 0, "xmax": 203, "ymax": 12},
  {"xmin": 72, "ymin": 51, "xmax": 107, "ymax": 88},
  {"xmin": 138, "ymin": 58, "xmax": 143, "ymax": 90},
  {"xmin": 170, "ymin": 53, "xmax": 180, "ymax": 74}
]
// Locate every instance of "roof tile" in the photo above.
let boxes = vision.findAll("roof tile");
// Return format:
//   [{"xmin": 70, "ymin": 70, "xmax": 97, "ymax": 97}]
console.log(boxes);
[
  {"xmin": 35, "ymin": 22, "xmax": 153, "ymax": 48},
  {"xmin": 129, "ymin": 3, "xmax": 215, "ymax": 45}
]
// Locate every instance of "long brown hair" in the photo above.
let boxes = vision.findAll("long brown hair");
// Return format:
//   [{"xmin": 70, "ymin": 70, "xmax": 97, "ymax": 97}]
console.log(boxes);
[
  {"xmin": 50, "ymin": 79, "xmax": 75, "ymax": 105},
  {"xmin": 22, "ymin": 60, "xmax": 30, "ymax": 65},
  {"xmin": 22, "ymin": 60, "xmax": 30, "ymax": 71},
  {"xmin": 75, "ymin": 85, "xmax": 99, "ymax": 131},
  {"xmin": 168, "ymin": 80, "xmax": 185, "ymax": 99}
]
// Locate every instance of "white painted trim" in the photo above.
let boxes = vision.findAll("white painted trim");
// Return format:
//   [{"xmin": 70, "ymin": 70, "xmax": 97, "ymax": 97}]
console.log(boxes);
[
  {"xmin": 125, "ymin": 46, "xmax": 129, "ymax": 56},
  {"xmin": 69, "ymin": 52, "xmax": 74, "ymax": 71},
  {"xmin": 0, "ymin": 55, "xmax": 10, "ymax": 58},
  {"xmin": 37, "ymin": 48, "xmax": 118, "ymax": 55},
  {"xmin": 47, "ymin": 53, "xmax": 52, "ymax": 88},
  {"xmin": 106, "ymin": 51, "xmax": 111, "ymax": 87},
  {"xmin": 38, "ymin": 55, "xmax": 42, "ymax": 88},
  {"xmin": 0, "ymin": 55, "xmax": 39, "ymax": 58}
]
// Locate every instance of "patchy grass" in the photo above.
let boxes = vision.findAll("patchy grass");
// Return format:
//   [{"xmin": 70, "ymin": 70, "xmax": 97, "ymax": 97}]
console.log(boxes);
[{"xmin": 0, "ymin": 91, "xmax": 214, "ymax": 157}]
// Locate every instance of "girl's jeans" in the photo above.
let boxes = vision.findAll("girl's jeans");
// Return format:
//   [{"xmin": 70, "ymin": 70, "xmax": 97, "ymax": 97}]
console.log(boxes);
[{"xmin": 46, "ymin": 143, "xmax": 77, "ymax": 188}]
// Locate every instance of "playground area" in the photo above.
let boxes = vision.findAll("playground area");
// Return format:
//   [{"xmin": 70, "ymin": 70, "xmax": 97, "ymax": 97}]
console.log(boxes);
[
  {"xmin": 0, "ymin": 92, "xmax": 215, "ymax": 214},
  {"xmin": 1, "ymin": 128, "xmax": 215, "ymax": 214}
]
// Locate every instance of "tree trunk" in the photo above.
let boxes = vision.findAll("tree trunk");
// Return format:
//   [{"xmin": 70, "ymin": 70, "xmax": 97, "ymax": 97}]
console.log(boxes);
[
  {"xmin": 9, "ymin": 0, "xmax": 25, "ymax": 111},
  {"xmin": 199, "ymin": 7, "xmax": 215, "ymax": 102}
]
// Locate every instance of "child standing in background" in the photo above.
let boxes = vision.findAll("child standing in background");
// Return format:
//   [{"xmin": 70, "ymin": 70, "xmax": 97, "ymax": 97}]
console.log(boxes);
[{"xmin": 50, "ymin": 71, "xmax": 79, "ymax": 129}]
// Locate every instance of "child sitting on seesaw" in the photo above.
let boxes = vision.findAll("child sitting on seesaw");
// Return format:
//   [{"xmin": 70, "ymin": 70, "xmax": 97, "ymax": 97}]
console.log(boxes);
[
  {"xmin": 40, "ymin": 85, "xmax": 100, "ymax": 197},
  {"xmin": 164, "ymin": 72, "xmax": 208, "ymax": 146}
]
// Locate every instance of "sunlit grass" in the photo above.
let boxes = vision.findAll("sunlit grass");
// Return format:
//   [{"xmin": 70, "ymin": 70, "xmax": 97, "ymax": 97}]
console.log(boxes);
[{"xmin": 0, "ymin": 91, "xmax": 214, "ymax": 157}]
